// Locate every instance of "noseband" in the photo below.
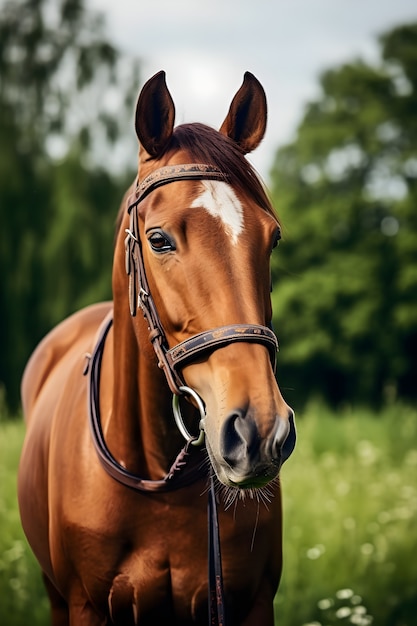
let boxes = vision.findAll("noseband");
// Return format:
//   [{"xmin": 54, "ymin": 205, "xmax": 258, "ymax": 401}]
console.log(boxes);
[{"xmin": 124, "ymin": 163, "xmax": 279, "ymax": 407}]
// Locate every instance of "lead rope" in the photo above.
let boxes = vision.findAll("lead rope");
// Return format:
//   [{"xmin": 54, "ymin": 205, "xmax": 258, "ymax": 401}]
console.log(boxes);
[{"xmin": 208, "ymin": 473, "xmax": 226, "ymax": 626}]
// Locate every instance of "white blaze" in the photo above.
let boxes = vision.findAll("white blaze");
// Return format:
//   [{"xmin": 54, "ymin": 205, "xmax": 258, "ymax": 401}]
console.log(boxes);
[{"xmin": 191, "ymin": 180, "xmax": 244, "ymax": 245}]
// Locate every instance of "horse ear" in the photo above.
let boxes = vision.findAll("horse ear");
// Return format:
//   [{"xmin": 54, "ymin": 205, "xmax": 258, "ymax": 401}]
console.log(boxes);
[
  {"xmin": 219, "ymin": 72, "xmax": 267, "ymax": 154},
  {"xmin": 135, "ymin": 71, "xmax": 175, "ymax": 158}
]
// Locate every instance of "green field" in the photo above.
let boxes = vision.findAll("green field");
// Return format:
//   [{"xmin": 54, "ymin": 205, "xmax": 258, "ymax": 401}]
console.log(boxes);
[{"xmin": 1, "ymin": 404, "xmax": 416, "ymax": 625}]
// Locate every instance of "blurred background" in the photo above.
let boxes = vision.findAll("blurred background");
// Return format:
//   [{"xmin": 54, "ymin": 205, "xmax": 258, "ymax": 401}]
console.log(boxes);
[{"xmin": 0, "ymin": 1, "xmax": 416, "ymax": 624}]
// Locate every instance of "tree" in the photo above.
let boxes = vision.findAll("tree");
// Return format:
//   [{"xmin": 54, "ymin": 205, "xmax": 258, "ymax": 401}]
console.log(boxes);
[
  {"xmin": 0, "ymin": 0, "xmax": 139, "ymax": 410},
  {"xmin": 269, "ymin": 23, "xmax": 417, "ymax": 410}
]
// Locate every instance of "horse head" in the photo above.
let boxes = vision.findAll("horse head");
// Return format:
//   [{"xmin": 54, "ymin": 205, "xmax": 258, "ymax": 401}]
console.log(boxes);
[{"xmin": 118, "ymin": 71, "xmax": 295, "ymax": 491}]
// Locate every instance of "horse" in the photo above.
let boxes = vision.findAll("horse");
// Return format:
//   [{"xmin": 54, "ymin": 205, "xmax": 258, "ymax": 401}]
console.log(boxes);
[{"xmin": 18, "ymin": 70, "xmax": 296, "ymax": 626}]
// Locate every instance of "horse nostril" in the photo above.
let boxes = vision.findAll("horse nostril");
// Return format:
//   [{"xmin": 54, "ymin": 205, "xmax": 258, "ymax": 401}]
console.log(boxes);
[{"xmin": 220, "ymin": 410, "xmax": 258, "ymax": 468}]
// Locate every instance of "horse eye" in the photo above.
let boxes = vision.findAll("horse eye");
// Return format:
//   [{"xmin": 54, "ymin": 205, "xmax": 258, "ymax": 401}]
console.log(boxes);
[{"xmin": 148, "ymin": 230, "xmax": 175, "ymax": 253}]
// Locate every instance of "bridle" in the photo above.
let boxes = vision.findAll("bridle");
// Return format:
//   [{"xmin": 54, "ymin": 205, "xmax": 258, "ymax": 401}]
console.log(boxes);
[
  {"xmin": 124, "ymin": 163, "xmax": 279, "ymax": 414},
  {"xmin": 86, "ymin": 163, "xmax": 280, "ymax": 626}
]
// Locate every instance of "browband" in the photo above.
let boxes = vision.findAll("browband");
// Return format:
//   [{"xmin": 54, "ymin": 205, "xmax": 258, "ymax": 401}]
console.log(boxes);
[{"xmin": 128, "ymin": 164, "xmax": 227, "ymax": 212}]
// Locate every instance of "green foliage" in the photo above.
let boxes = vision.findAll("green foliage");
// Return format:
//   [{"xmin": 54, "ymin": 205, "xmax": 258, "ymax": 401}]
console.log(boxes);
[
  {"xmin": 270, "ymin": 23, "xmax": 417, "ymax": 410},
  {"xmin": 0, "ymin": 0, "xmax": 139, "ymax": 153},
  {"xmin": 0, "ymin": 0, "xmax": 138, "ymax": 408},
  {"xmin": 276, "ymin": 403, "xmax": 417, "ymax": 625},
  {"xmin": 1, "ymin": 407, "xmax": 416, "ymax": 625},
  {"xmin": 0, "ymin": 417, "xmax": 50, "ymax": 624}
]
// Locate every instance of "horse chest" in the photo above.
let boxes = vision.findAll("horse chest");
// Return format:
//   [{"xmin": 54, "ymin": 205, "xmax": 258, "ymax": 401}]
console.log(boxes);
[
  {"xmin": 61, "ymin": 491, "xmax": 275, "ymax": 623},
  {"xmin": 61, "ymin": 491, "xmax": 209, "ymax": 614}
]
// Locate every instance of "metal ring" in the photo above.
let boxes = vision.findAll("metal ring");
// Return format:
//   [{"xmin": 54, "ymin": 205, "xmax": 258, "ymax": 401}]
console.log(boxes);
[{"xmin": 172, "ymin": 386, "xmax": 205, "ymax": 446}]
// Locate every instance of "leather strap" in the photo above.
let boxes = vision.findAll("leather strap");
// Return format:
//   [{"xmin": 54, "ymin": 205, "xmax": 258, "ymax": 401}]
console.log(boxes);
[
  {"xmin": 125, "ymin": 202, "xmax": 184, "ymax": 394},
  {"xmin": 208, "ymin": 473, "xmax": 226, "ymax": 626},
  {"xmin": 127, "ymin": 164, "xmax": 227, "ymax": 212},
  {"xmin": 167, "ymin": 325, "xmax": 278, "ymax": 372}
]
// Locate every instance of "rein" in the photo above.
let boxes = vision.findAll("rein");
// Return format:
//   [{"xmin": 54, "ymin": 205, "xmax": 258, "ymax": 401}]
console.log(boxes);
[
  {"xmin": 87, "ymin": 163, "xmax": 281, "ymax": 626},
  {"xmin": 85, "ymin": 313, "xmax": 206, "ymax": 493}
]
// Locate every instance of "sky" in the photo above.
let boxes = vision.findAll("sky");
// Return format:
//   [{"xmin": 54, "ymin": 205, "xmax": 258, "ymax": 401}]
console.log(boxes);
[{"xmin": 89, "ymin": 0, "xmax": 417, "ymax": 179}]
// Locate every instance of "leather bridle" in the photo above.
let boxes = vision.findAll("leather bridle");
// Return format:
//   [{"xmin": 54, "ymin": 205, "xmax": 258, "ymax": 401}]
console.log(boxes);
[{"xmin": 124, "ymin": 163, "xmax": 279, "ymax": 401}]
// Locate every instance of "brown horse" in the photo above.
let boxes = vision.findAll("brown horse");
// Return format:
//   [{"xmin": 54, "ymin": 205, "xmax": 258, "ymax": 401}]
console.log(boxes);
[{"xmin": 18, "ymin": 71, "xmax": 296, "ymax": 625}]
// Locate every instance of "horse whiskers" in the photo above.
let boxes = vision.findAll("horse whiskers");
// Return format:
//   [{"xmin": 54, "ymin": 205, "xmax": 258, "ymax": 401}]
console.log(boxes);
[
  {"xmin": 197, "ymin": 436, "xmax": 280, "ymax": 508},
  {"xmin": 197, "ymin": 450, "xmax": 279, "ymax": 510},
  {"xmin": 211, "ymin": 476, "xmax": 277, "ymax": 511},
  {"xmin": 211, "ymin": 483, "xmax": 266, "ymax": 554}
]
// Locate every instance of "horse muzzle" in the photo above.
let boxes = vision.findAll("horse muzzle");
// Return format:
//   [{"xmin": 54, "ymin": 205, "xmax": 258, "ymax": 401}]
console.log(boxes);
[{"xmin": 207, "ymin": 409, "xmax": 296, "ymax": 489}]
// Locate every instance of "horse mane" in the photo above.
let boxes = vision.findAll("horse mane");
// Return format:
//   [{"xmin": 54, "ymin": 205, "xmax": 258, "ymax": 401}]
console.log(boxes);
[{"xmin": 115, "ymin": 122, "xmax": 278, "ymax": 239}]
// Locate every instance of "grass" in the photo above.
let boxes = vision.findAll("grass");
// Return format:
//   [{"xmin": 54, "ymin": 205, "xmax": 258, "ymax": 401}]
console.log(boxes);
[
  {"xmin": 0, "ymin": 418, "xmax": 50, "ymax": 625},
  {"xmin": 275, "ymin": 402, "xmax": 417, "ymax": 626},
  {"xmin": 1, "ymin": 404, "xmax": 416, "ymax": 625}
]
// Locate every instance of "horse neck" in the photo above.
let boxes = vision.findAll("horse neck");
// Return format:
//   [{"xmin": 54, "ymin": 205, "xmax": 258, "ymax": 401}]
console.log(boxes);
[{"xmin": 104, "ymin": 300, "xmax": 184, "ymax": 479}]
